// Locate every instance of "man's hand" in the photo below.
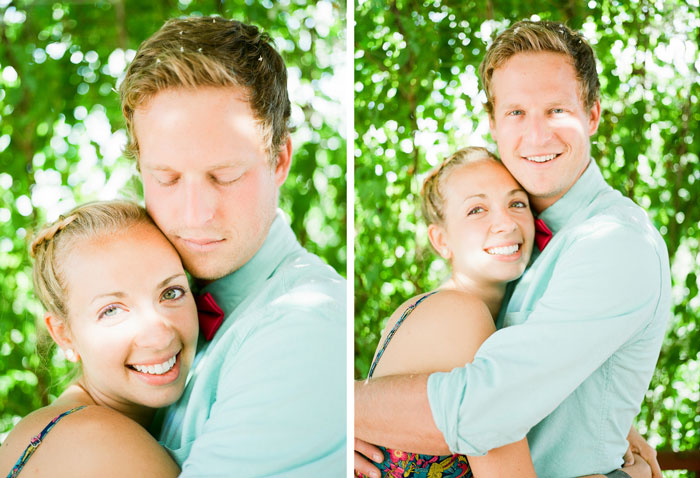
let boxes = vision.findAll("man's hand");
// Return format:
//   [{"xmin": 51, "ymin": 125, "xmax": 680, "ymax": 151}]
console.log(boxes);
[
  {"xmin": 354, "ymin": 438, "xmax": 382, "ymax": 478},
  {"xmin": 625, "ymin": 426, "xmax": 661, "ymax": 478}
]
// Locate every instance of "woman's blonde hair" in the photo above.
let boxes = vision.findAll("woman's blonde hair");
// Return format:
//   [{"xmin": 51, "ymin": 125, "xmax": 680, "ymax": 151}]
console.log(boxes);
[
  {"xmin": 30, "ymin": 201, "xmax": 154, "ymax": 318},
  {"xmin": 421, "ymin": 146, "xmax": 501, "ymax": 225}
]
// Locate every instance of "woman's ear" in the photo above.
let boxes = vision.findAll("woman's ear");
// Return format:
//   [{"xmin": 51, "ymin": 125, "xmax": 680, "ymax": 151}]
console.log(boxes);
[
  {"xmin": 44, "ymin": 313, "xmax": 80, "ymax": 362},
  {"xmin": 427, "ymin": 223, "xmax": 452, "ymax": 260}
]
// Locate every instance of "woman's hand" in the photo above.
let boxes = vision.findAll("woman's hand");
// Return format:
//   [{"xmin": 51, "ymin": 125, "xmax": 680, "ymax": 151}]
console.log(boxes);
[
  {"xmin": 621, "ymin": 452, "xmax": 652, "ymax": 478},
  {"xmin": 625, "ymin": 426, "xmax": 661, "ymax": 478},
  {"xmin": 578, "ymin": 453, "xmax": 651, "ymax": 478},
  {"xmin": 354, "ymin": 438, "xmax": 382, "ymax": 478}
]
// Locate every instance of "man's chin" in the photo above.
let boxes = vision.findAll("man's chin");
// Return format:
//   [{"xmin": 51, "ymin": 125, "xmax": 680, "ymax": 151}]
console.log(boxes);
[{"xmin": 181, "ymin": 255, "xmax": 237, "ymax": 283}]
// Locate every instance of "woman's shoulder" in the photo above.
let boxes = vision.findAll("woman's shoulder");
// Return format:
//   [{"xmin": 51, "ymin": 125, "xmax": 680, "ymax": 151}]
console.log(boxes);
[
  {"xmin": 372, "ymin": 289, "xmax": 496, "ymax": 377},
  {"xmin": 386, "ymin": 289, "xmax": 493, "ymax": 335},
  {"xmin": 0, "ymin": 405, "xmax": 178, "ymax": 478}
]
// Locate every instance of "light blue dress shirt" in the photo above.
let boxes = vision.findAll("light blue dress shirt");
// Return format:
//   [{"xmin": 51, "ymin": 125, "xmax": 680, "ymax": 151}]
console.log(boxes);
[
  {"xmin": 427, "ymin": 160, "xmax": 671, "ymax": 477},
  {"xmin": 156, "ymin": 212, "xmax": 346, "ymax": 477}
]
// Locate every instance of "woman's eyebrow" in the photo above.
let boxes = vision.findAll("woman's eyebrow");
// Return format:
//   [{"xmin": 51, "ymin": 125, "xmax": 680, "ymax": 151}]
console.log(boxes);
[
  {"xmin": 156, "ymin": 273, "xmax": 188, "ymax": 290},
  {"xmin": 90, "ymin": 291, "xmax": 126, "ymax": 305}
]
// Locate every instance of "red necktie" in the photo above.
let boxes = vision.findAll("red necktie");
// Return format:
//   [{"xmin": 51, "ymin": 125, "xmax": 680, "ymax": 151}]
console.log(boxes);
[
  {"xmin": 195, "ymin": 292, "xmax": 225, "ymax": 341},
  {"xmin": 534, "ymin": 218, "xmax": 553, "ymax": 252}
]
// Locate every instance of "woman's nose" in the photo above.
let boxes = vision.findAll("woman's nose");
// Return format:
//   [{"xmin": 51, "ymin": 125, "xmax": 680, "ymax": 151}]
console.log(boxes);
[{"xmin": 133, "ymin": 310, "xmax": 178, "ymax": 350}]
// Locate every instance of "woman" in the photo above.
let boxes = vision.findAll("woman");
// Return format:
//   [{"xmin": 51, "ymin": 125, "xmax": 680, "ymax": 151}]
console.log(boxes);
[
  {"xmin": 366, "ymin": 146, "xmax": 535, "ymax": 477},
  {"xmin": 0, "ymin": 201, "xmax": 198, "ymax": 477},
  {"xmin": 365, "ymin": 147, "xmax": 651, "ymax": 478}
]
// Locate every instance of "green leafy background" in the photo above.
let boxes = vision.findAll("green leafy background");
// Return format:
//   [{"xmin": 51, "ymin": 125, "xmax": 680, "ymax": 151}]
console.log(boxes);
[
  {"xmin": 354, "ymin": 0, "xmax": 699, "ymax": 474},
  {"xmin": 0, "ymin": 0, "xmax": 346, "ymax": 439}
]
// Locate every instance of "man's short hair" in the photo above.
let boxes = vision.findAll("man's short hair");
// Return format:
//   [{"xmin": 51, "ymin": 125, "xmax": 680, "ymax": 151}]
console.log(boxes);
[
  {"xmin": 479, "ymin": 20, "xmax": 600, "ymax": 117},
  {"xmin": 120, "ymin": 16, "xmax": 291, "ymax": 162}
]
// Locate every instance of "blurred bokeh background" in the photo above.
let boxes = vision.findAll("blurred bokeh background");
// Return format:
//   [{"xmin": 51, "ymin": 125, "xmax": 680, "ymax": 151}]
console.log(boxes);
[
  {"xmin": 0, "ymin": 0, "xmax": 346, "ymax": 438},
  {"xmin": 354, "ymin": 0, "xmax": 699, "ymax": 474}
]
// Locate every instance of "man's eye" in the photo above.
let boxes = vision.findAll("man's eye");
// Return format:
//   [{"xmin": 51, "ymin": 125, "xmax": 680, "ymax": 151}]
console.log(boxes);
[
  {"xmin": 161, "ymin": 287, "xmax": 185, "ymax": 301},
  {"xmin": 467, "ymin": 206, "xmax": 484, "ymax": 216},
  {"xmin": 551, "ymin": 108, "xmax": 565, "ymax": 114},
  {"xmin": 211, "ymin": 174, "xmax": 241, "ymax": 185},
  {"xmin": 152, "ymin": 173, "xmax": 179, "ymax": 186},
  {"xmin": 508, "ymin": 110, "xmax": 523, "ymax": 116}
]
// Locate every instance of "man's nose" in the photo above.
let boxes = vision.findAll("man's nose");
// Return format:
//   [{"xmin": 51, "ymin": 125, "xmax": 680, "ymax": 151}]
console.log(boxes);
[
  {"xmin": 524, "ymin": 114, "xmax": 553, "ymax": 146},
  {"xmin": 182, "ymin": 178, "xmax": 216, "ymax": 228}
]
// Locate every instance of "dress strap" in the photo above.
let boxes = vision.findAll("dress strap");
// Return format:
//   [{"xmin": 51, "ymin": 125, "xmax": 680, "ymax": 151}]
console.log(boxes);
[
  {"xmin": 367, "ymin": 291, "xmax": 439, "ymax": 379},
  {"xmin": 7, "ymin": 405, "xmax": 87, "ymax": 478}
]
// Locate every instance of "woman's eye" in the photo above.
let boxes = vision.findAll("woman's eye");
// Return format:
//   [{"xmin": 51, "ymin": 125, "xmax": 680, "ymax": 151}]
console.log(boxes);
[
  {"xmin": 551, "ymin": 108, "xmax": 565, "ymax": 114},
  {"xmin": 467, "ymin": 206, "xmax": 484, "ymax": 216},
  {"xmin": 99, "ymin": 305, "xmax": 122, "ymax": 319},
  {"xmin": 508, "ymin": 110, "xmax": 523, "ymax": 116},
  {"xmin": 161, "ymin": 287, "xmax": 185, "ymax": 301},
  {"xmin": 511, "ymin": 200, "xmax": 528, "ymax": 209}
]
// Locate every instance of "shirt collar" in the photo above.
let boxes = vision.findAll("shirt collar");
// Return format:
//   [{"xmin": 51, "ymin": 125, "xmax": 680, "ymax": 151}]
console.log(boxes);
[
  {"xmin": 197, "ymin": 211, "xmax": 300, "ymax": 318},
  {"xmin": 538, "ymin": 159, "xmax": 609, "ymax": 234}
]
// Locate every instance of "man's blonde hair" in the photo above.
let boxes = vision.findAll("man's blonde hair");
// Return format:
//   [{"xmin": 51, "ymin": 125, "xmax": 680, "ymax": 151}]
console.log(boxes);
[
  {"xmin": 479, "ymin": 20, "xmax": 600, "ymax": 117},
  {"xmin": 421, "ymin": 146, "xmax": 501, "ymax": 225},
  {"xmin": 120, "ymin": 16, "xmax": 290, "ymax": 163},
  {"xmin": 30, "ymin": 201, "xmax": 154, "ymax": 318}
]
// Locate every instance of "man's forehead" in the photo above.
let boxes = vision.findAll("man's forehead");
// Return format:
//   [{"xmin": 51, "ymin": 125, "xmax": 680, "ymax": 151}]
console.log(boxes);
[{"xmin": 491, "ymin": 53, "xmax": 582, "ymax": 105}]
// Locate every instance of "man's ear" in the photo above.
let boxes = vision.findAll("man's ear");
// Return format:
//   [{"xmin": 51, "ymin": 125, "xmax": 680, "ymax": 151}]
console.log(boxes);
[
  {"xmin": 44, "ymin": 313, "xmax": 79, "ymax": 362},
  {"xmin": 588, "ymin": 99, "xmax": 601, "ymax": 135},
  {"xmin": 273, "ymin": 136, "xmax": 293, "ymax": 187},
  {"xmin": 427, "ymin": 223, "xmax": 452, "ymax": 260}
]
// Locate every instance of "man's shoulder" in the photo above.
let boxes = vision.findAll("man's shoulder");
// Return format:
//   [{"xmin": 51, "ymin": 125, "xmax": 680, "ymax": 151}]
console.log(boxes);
[
  {"xmin": 225, "ymin": 246, "xmax": 345, "ymax": 334},
  {"xmin": 571, "ymin": 190, "xmax": 666, "ymax": 255},
  {"xmin": 271, "ymin": 245, "xmax": 345, "ymax": 300}
]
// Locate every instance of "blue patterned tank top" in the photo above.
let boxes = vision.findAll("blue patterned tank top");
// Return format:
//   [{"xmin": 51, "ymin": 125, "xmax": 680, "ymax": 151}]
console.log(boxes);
[
  {"xmin": 6, "ymin": 406, "xmax": 87, "ymax": 478},
  {"xmin": 367, "ymin": 292, "xmax": 472, "ymax": 478}
]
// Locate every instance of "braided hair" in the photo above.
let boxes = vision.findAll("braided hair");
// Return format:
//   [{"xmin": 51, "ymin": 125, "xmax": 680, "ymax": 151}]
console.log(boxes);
[
  {"xmin": 30, "ymin": 201, "xmax": 154, "ymax": 318},
  {"xmin": 421, "ymin": 146, "xmax": 501, "ymax": 226}
]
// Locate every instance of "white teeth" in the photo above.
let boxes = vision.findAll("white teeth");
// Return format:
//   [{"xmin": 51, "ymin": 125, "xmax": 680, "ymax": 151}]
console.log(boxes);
[
  {"xmin": 132, "ymin": 355, "xmax": 177, "ymax": 375},
  {"xmin": 487, "ymin": 244, "xmax": 520, "ymax": 256},
  {"xmin": 525, "ymin": 153, "xmax": 557, "ymax": 163}
]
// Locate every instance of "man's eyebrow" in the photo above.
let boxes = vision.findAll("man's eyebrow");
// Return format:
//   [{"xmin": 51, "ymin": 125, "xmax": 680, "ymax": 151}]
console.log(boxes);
[
  {"xmin": 156, "ymin": 273, "xmax": 188, "ymax": 290},
  {"xmin": 499, "ymin": 102, "xmax": 522, "ymax": 110},
  {"xmin": 497, "ymin": 98, "xmax": 575, "ymax": 111},
  {"xmin": 145, "ymin": 165, "xmax": 175, "ymax": 171},
  {"xmin": 146, "ymin": 163, "xmax": 240, "ymax": 172}
]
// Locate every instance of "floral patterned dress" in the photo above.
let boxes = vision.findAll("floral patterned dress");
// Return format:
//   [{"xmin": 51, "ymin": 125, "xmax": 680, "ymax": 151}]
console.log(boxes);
[{"xmin": 367, "ymin": 292, "xmax": 472, "ymax": 478}]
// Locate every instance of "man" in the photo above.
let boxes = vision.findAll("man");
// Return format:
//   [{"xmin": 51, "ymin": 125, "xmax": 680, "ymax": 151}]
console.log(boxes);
[
  {"xmin": 119, "ymin": 17, "xmax": 346, "ymax": 476},
  {"xmin": 355, "ymin": 20, "xmax": 670, "ymax": 478}
]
